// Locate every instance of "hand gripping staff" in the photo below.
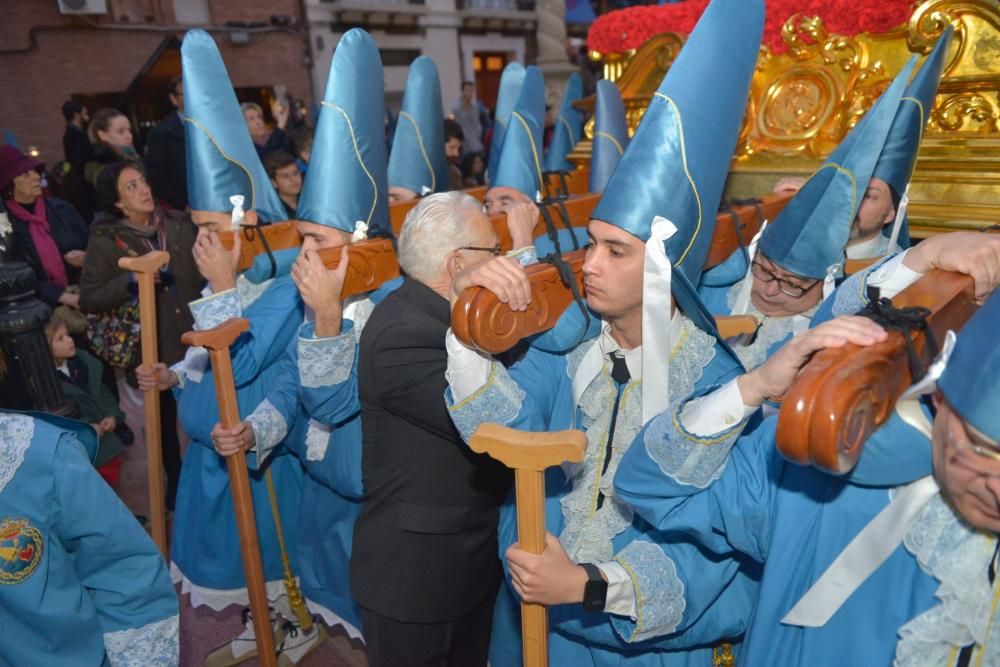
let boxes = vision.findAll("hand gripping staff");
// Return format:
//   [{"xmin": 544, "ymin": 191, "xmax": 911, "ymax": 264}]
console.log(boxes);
[
  {"xmin": 181, "ymin": 318, "xmax": 277, "ymax": 667},
  {"xmin": 469, "ymin": 424, "xmax": 587, "ymax": 667}
]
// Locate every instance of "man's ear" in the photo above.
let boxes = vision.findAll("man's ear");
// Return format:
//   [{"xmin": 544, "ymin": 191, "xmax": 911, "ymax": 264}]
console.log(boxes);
[{"xmin": 883, "ymin": 206, "xmax": 896, "ymax": 226}]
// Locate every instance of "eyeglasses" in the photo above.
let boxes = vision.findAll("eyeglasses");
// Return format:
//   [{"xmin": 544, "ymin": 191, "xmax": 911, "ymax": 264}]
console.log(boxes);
[
  {"xmin": 456, "ymin": 244, "xmax": 502, "ymax": 257},
  {"xmin": 948, "ymin": 415, "xmax": 1000, "ymax": 475},
  {"xmin": 750, "ymin": 260, "xmax": 819, "ymax": 298}
]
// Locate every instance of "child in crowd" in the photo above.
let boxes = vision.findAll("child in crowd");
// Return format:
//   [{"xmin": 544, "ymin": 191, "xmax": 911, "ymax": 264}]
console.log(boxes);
[{"xmin": 45, "ymin": 313, "xmax": 126, "ymax": 487}]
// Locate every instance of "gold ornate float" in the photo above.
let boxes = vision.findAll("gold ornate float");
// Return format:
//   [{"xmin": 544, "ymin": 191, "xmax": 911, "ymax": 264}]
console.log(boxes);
[{"xmin": 572, "ymin": 0, "xmax": 1000, "ymax": 237}]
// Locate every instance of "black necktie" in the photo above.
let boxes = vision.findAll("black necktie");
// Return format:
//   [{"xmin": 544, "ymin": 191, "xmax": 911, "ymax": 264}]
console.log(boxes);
[{"xmin": 596, "ymin": 353, "xmax": 631, "ymax": 511}]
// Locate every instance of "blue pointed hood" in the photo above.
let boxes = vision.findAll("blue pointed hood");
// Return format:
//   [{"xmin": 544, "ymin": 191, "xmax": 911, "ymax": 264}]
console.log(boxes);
[
  {"xmin": 758, "ymin": 56, "xmax": 917, "ymax": 279},
  {"xmin": 591, "ymin": 0, "xmax": 764, "ymax": 342},
  {"xmin": 489, "ymin": 66, "xmax": 547, "ymax": 201},
  {"xmin": 939, "ymin": 290, "xmax": 1000, "ymax": 444},
  {"xmin": 388, "ymin": 56, "xmax": 449, "ymax": 197},
  {"xmin": 298, "ymin": 29, "xmax": 390, "ymax": 236},
  {"xmin": 543, "ymin": 72, "xmax": 584, "ymax": 173},
  {"xmin": 486, "ymin": 63, "xmax": 526, "ymax": 179},
  {"xmin": 873, "ymin": 27, "xmax": 953, "ymax": 250},
  {"xmin": 180, "ymin": 29, "xmax": 286, "ymax": 223},
  {"xmin": 589, "ymin": 79, "xmax": 629, "ymax": 193}
]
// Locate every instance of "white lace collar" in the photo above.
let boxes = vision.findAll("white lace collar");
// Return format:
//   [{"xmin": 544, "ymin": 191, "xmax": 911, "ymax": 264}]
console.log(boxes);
[
  {"xmin": 895, "ymin": 494, "xmax": 1000, "ymax": 665},
  {"xmin": 591, "ymin": 310, "xmax": 685, "ymax": 383},
  {"xmin": 0, "ymin": 414, "xmax": 33, "ymax": 493}
]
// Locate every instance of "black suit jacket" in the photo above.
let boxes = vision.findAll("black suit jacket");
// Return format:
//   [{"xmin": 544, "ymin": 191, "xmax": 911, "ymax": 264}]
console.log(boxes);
[{"xmin": 351, "ymin": 277, "xmax": 511, "ymax": 623}]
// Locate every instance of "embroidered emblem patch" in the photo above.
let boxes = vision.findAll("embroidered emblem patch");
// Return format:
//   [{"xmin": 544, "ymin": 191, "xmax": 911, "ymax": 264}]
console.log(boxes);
[{"xmin": 0, "ymin": 517, "xmax": 43, "ymax": 584}]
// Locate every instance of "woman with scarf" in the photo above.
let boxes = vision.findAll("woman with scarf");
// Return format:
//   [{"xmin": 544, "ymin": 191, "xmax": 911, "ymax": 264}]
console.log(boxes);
[
  {"xmin": 84, "ymin": 108, "xmax": 138, "ymax": 188},
  {"xmin": 79, "ymin": 161, "xmax": 201, "ymax": 512},
  {"xmin": 0, "ymin": 145, "xmax": 89, "ymax": 309}
]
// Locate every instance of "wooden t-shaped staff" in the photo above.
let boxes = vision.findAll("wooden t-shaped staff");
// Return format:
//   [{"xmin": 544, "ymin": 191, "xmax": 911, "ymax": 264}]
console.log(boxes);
[
  {"xmin": 469, "ymin": 423, "xmax": 587, "ymax": 667},
  {"xmin": 119, "ymin": 251, "xmax": 170, "ymax": 556},
  {"xmin": 181, "ymin": 319, "xmax": 277, "ymax": 667}
]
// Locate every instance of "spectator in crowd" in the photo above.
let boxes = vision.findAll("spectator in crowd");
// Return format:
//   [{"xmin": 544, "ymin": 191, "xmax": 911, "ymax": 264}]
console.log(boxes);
[
  {"xmin": 145, "ymin": 74, "xmax": 188, "ymax": 211},
  {"xmin": 45, "ymin": 313, "xmax": 126, "ymax": 489},
  {"xmin": 79, "ymin": 161, "xmax": 201, "ymax": 512},
  {"xmin": 61, "ymin": 100, "xmax": 93, "ymax": 174},
  {"xmin": 0, "ymin": 145, "xmax": 88, "ymax": 311},
  {"xmin": 460, "ymin": 151, "xmax": 485, "ymax": 187},
  {"xmin": 443, "ymin": 118, "xmax": 464, "ymax": 191},
  {"xmin": 288, "ymin": 126, "xmax": 312, "ymax": 174},
  {"xmin": 451, "ymin": 80, "xmax": 485, "ymax": 155},
  {"xmin": 85, "ymin": 108, "xmax": 137, "ymax": 188},
  {"xmin": 241, "ymin": 100, "xmax": 294, "ymax": 159},
  {"xmin": 262, "ymin": 150, "xmax": 302, "ymax": 219}
]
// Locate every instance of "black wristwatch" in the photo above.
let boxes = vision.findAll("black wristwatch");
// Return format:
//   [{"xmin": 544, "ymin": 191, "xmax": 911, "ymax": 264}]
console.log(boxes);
[{"xmin": 579, "ymin": 562, "xmax": 608, "ymax": 612}]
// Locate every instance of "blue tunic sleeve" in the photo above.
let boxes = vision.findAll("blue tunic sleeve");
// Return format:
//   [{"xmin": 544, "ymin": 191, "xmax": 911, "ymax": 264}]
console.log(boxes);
[
  {"xmin": 617, "ymin": 415, "xmax": 781, "ymax": 564},
  {"xmin": 55, "ymin": 433, "xmax": 180, "ymax": 666}
]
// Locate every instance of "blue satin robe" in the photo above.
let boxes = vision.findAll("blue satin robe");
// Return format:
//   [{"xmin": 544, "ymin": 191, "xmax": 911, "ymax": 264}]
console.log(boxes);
[
  {"xmin": 171, "ymin": 274, "xmax": 305, "ymax": 597},
  {"xmin": 0, "ymin": 412, "xmax": 178, "ymax": 666},
  {"xmin": 445, "ymin": 319, "xmax": 759, "ymax": 666}
]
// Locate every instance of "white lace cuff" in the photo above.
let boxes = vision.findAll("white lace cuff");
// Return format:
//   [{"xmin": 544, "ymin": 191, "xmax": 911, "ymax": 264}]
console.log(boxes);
[
  {"xmin": 830, "ymin": 253, "xmax": 902, "ymax": 317},
  {"xmin": 610, "ymin": 541, "xmax": 686, "ymax": 643},
  {"xmin": 507, "ymin": 245, "xmax": 538, "ymax": 267},
  {"xmin": 598, "ymin": 560, "xmax": 637, "ymax": 619},
  {"xmin": 189, "ymin": 288, "xmax": 241, "ymax": 331},
  {"xmin": 642, "ymin": 394, "xmax": 746, "ymax": 489},
  {"xmin": 298, "ymin": 328, "xmax": 356, "ymax": 389},
  {"xmin": 447, "ymin": 362, "xmax": 525, "ymax": 442},
  {"xmin": 305, "ymin": 420, "xmax": 331, "ymax": 462},
  {"xmin": 246, "ymin": 399, "xmax": 288, "ymax": 465},
  {"xmin": 104, "ymin": 615, "xmax": 179, "ymax": 666}
]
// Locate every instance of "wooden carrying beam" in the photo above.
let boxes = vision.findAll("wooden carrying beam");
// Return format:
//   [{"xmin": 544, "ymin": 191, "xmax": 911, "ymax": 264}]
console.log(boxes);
[
  {"xmin": 181, "ymin": 319, "xmax": 277, "ymax": 667},
  {"xmin": 469, "ymin": 424, "xmax": 587, "ymax": 667},
  {"xmin": 775, "ymin": 269, "xmax": 978, "ymax": 473},
  {"xmin": 314, "ymin": 238, "xmax": 400, "ymax": 300},
  {"xmin": 543, "ymin": 168, "xmax": 590, "ymax": 198},
  {"xmin": 452, "ymin": 194, "xmax": 791, "ymax": 353}
]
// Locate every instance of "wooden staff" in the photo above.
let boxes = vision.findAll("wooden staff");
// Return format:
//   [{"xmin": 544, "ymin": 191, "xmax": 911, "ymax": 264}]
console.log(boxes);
[
  {"xmin": 181, "ymin": 319, "xmax": 277, "ymax": 667},
  {"xmin": 776, "ymin": 269, "xmax": 978, "ymax": 473},
  {"xmin": 118, "ymin": 251, "xmax": 170, "ymax": 557},
  {"xmin": 469, "ymin": 424, "xmax": 587, "ymax": 667}
]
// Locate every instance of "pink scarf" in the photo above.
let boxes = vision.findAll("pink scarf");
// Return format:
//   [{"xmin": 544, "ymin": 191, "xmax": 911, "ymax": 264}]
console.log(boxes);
[{"xmin": 5, "ymin": 198, "xmax": 69, "ymax": 288}]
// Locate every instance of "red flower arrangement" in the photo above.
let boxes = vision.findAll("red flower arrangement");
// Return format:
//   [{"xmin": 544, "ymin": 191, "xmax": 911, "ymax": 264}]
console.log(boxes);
[{"xmin": 587, "ymin": 0, "xmax": 917, "ymax": 56}]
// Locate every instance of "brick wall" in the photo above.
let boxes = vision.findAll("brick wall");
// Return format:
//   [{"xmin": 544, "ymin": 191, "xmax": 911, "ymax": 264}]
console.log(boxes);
[{"xmin": 0, "ymin": 0, "xmax": 310, "ymax": 168}]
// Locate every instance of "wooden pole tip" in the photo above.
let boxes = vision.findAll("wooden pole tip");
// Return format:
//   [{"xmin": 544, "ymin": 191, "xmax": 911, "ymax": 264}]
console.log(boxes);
[
  {"xmin": 118, "ymin": 250, "xmax": 170, "ymax": 274},
  {"xmin": 469, "ymin": 423, "xmax": 587, "ymax": 471},
  {"xmin": 181, "ymin": 318, "xmax": 251, "ymax": 350}
]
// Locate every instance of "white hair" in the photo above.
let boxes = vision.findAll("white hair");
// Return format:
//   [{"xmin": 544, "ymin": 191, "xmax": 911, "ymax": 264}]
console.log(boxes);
[{"xmin": 398, "ymin": 192, "xmax": 486, "ymax": 284}]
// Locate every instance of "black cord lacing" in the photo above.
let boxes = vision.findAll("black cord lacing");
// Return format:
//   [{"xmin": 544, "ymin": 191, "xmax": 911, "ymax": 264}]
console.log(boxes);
[
  {"xmin": 858, "ymin": 289, "xmax": 938, "ymax": 383},
  {"xmin": 719, "ymin": 197, "xmax": 764, "ymax": 269},
  {"xmin": 241, "ymin": 222, "xmax": 278, "ymax": 281},
  {"xmin": 538, "ymin": 251, "xmax": 591, "ymax": 348}
]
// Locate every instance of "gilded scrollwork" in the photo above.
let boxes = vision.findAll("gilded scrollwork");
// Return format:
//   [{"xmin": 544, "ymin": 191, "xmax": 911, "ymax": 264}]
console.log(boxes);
[{"xmin": 930, "ymin": 92, "xmax": 1000, "ymax": 132}]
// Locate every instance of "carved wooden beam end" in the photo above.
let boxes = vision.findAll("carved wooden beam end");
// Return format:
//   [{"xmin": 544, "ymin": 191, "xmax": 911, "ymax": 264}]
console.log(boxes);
[
  {"xmin": 452, "ymin": 250, "xmax": 587, "ymax": 354},
  {"xmin": 776, "ymin": 269, "xmax": 978, "ymax": 473},
  {"xmin": 315, "ymin": 237, "xmax": 400, "ymax": 300}
]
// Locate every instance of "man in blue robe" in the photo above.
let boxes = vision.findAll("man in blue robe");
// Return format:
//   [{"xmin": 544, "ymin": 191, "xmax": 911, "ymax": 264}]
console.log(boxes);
[
  {"xmin": 136, "ymin": 29, "xmax": 308, "ymax": 667},
  {"xmin": 616, "ymin": 221, "xmax": 1000, "ymax": 664},
  {"xmin": 207, "ymin": 28, "xmax": 399, "ymax": 660},
  {"xmin": 699, "ymin": 30, "xmax": 950, "ymax": 371},
  {"xmin": 439, "ymin": 1, "xmax": 880, "ymax": 663},
  {"xmin": 0, "ymin": 411, "xmax": 179, "ymax": 666}
]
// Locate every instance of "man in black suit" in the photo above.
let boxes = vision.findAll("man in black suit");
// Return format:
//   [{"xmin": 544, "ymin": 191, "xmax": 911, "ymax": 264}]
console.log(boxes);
[{"xmin": 353, "ymin": 191, "xmax": 531, "ymax": 666}]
